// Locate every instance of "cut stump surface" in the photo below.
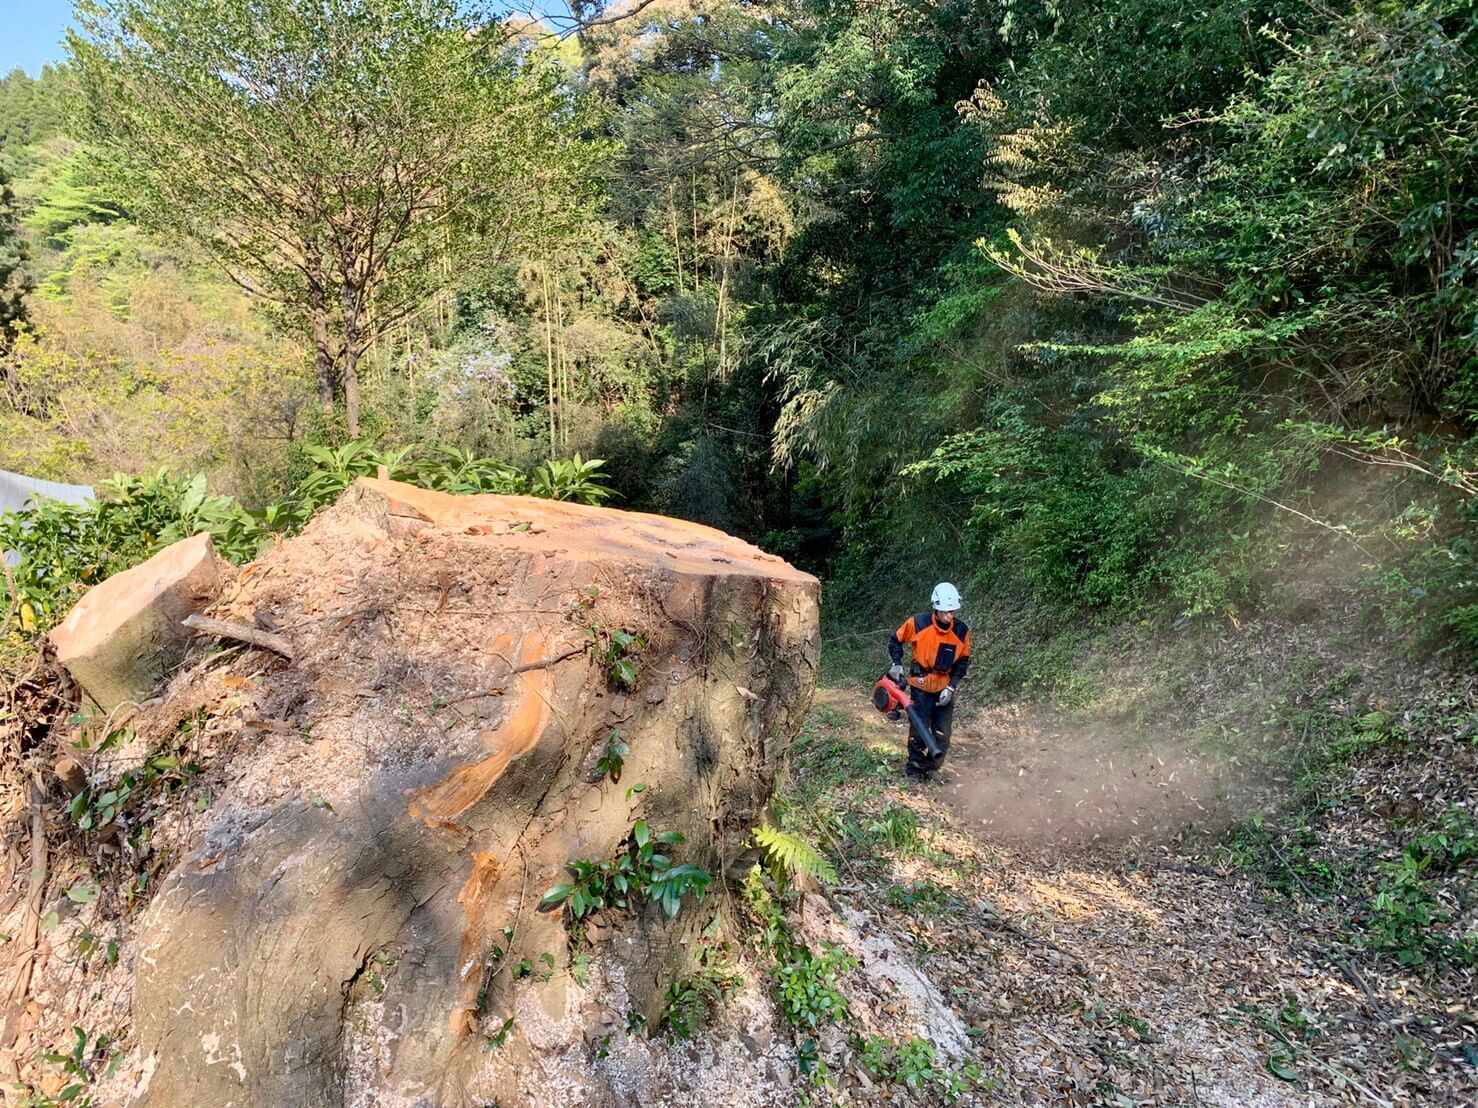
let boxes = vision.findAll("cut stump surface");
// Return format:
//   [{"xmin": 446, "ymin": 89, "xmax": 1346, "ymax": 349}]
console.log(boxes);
[{"xmin": 125, "ymin": 479, "xmax": 820, "ymax": 1108}]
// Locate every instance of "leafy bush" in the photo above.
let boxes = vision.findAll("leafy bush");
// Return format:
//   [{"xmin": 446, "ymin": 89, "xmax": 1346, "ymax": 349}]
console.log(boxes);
[
  {"xmin": 413, "ymin": 445, "xmax": 526, "ymax": 495},
  {"xmin": 537, "ymin": 819, "xmax": 713, "ymax": 922},
  {"xmin": 1406, "ymin": 807, "xmax": 1478, "ymax": 870},
  {"xmin": 1367, "ymin": 853, "xmax": 1446, "ymax": 966},
  {"xmin": 0, "ymin": 470, "xmax": 269, "ymax": 637},
  {"xmin": 294, "ymin": 441, "xmax": 418, "ymax": 511},
  {"xmin": 1, "ymin": 445, "xmax": 618, "ymax": 644},
  {"xmin": 857, "ymin": 1034, "xmax": 981, "ymax": 1102},
  {"xmin": 527, "ymin": 454, "xmax": 614, "ymax": 504},
  {"xmin": 1367, "ymin": 806, "xmax": 1478, "ymax": 967},
  {"xmin": 774, "ymin": 940, "xmax": 855, "ymax": 1030},
  {"xmin": 741, "ymin": 867, "xmax": 855, "ymax": 1030}
]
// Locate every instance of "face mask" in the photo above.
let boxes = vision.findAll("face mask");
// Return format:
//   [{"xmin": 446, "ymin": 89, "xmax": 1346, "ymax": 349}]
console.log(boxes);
[{"xmin": 933, "ymin": 612, "xmax": 953, "ymax": 630}]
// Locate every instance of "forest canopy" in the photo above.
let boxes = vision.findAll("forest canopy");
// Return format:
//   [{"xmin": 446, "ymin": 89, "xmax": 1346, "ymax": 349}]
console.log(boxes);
[{"xmin": 0, "ymin": 0, "xmax": 1474, "ymax": 682}]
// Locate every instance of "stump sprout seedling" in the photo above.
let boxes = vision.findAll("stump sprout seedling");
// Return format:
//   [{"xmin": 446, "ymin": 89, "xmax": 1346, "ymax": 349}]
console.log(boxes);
[
  {"xmin": 572, "ymin": 588, "xmax": 646, "ymax": 689},
  {"xmin": 538, "ymin": 819, "xmax": 713, "ymax": 926},
  {"xmin": 656, "ymin": 946, "xmax": 743, "ymax": 1040},
  {"xmin": 595, "ymin": 731, "xmax": 628, "ymax": 784},
  {"xmin": 484, "ymin": 1016, "xmax": 515, "ymax": 1051}
]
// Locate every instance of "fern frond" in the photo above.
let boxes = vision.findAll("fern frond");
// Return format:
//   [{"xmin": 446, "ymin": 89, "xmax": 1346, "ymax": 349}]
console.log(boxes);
[{"xmin": 754, "ymin": 825, "xmax": 837, "ymax": 887}]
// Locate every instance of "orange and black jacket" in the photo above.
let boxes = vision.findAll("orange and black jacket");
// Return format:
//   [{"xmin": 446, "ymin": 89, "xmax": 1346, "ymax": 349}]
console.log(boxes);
[{"xmin": 889, "ymin": 612, "xmax": 971, "ymax": 695}]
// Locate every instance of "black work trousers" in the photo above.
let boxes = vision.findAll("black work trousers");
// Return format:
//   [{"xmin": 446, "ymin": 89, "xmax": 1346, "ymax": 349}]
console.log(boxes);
[{"xmin": 906, "ymin": 688, "xmax": 953, "ymax": 773}]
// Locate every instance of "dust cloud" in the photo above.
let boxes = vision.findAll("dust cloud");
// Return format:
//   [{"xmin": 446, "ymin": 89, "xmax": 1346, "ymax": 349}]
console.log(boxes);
[{"xmin": 937, "ymin": 704, "xmax": 1249, "ymax": 848}]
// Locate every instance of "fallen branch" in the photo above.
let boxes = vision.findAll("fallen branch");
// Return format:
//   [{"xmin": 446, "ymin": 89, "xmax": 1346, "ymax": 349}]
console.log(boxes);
[
  {"xmin": 183, "ymin": 614, "xmax": 295, "ymax": 660},
  {"xmin": 1154, "ymin": 859, "xmax": 1221, "ymax": 878},
  {"xmin": 975, "ymin": 897, "xmax": 1091, "ymax": 975},
  {"xmin": 0, "ymin": 776, "xmax": 48, "ymax": 1053},
  {"xmin": 440, "ymin": 646, "xmax": 588, "ymax": 707},
  {"xmin": 1263, "ymin": 1019, "xmax": 1394, "ymax": 1108}
]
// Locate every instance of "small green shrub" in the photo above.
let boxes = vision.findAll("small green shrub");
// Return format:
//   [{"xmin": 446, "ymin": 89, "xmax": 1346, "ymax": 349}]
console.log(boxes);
[
  {"xmin": 865, "ymin": 804, "xmax": 922, "ymax": 854},
  {"xmin": 593, "ymin": 628, "xmax": 644, "ymax": 690},
  {"xmin": 413, "ymin": 445, "xmax": 526, "ymax": 495},
  {"xmin": 774, "ymin": 942, "xmax": 855, "ymax": 1030},
  {"xmin": 741, "ymin": 867, "xmax": 855, "ymax": 1030},
  {"xmin": 1220, "ymin": 816, "xmax": 1344, "ymax": 900},
  {"xmin": 855, "ymin": 1033, "xmax": 981, "ymax": 1102},
  {"xmin": 22, "ymin": 1025, "xmax": 120, "ymax": 1107},
  {"xmin": 1367, "ymin": 841, "xmax": 1477, "ymax": 967},
  {"xmin": 658, "ymin": 948, "xmax": 744, "ymax": 1040},
  {"xmin": 527, "ymin": 454, "xmax": 614, "ymax": 504},
  {"xmin": 538, "ymin": 819, "xmax": 712, "ymax": 923},
  {"xmin": 294, "ymin": 440, "xmax": 418, "ymax": 510},
  {"xmin": 1324, "ymin": 711, "xmax": 1406, "ymax": 770},
  {"xmin": 883, "ymin": 879, "xmax": 952, "ymax": 914},
  {"xmin": 1405, "ymin": 806, "xmax": 1478, "ymax": 871},
  {"xmin": 570, "ymin": 951, "xmax": 593, "ymax": 987},
  {"xmin": 68, "ymin": 748, "xmax": 200, "ymax": 834}
]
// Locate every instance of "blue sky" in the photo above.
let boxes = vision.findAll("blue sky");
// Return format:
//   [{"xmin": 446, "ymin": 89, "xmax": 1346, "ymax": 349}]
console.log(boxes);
[
  {"xmin": 3, "ymin": 0, "xmax": 75, "ymax": 76},
  {"xmin": 1, "ymin": 2, "xmax": 577, "ymax": 77}
]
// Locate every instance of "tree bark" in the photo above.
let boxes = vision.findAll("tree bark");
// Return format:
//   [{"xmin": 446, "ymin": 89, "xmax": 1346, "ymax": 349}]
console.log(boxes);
[
  {"xmin": 306, "ymin": 252, "xmax": 336, "ymax": 423},
  {"xmin": 543, "ymin": 262, "xmax": 557, "ymax": 454},
  {"xmin": 342, "ymin": 279, "xmax": 362, "ymax": 439}
]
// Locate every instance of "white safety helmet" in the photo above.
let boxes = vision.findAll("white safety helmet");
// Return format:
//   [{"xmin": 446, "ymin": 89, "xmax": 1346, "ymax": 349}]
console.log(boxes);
[{"xmin": 931, "ymin": 582, "xmax": 961, "ymax": 612}]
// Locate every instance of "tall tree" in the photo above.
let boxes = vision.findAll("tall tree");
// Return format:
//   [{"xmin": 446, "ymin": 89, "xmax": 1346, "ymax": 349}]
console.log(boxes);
[
  {"xmin": 69, "ymin": 0, "xmax": 597, "ymax": 436},
  {"xmin": 0, "ymin": 164, "xmax": 28, "ymax": 348},
  {"xmin": 0, "ymin": 65, "xmax": 70, "ymax": 152}
]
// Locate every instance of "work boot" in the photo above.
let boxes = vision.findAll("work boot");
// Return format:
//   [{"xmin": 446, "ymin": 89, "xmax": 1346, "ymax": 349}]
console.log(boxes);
[{"xmin": 904, "ymin": 763, "xmax": 929, "ymax": 782}]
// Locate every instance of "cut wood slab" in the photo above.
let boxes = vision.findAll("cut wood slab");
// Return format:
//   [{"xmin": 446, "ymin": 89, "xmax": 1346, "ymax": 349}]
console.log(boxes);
[{"xmin": 49, "ymin": 533, "xmax": 226, "ymax": 712}]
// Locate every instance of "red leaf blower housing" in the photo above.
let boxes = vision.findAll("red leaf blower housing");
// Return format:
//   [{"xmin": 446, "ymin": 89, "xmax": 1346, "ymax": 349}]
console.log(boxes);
[{"xmin": 870, "ymin": 674, "xmax": 942, "ymax": 758}]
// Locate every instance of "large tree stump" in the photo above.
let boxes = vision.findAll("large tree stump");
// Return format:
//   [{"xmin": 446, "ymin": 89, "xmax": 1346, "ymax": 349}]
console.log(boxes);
[{"xmin": 128, "ymin": 479, "xmax": 819, "ymax": 1107}]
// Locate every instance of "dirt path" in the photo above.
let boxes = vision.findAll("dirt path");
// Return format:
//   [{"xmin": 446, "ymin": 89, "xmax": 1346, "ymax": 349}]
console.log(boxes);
[
  {"xmin": 798, "ymin": 688, "xmax": 1467, "ymax": 1106},
  {"xmin": 939, "ymin": 699, "xmax": 1246, "ymax": 849}
]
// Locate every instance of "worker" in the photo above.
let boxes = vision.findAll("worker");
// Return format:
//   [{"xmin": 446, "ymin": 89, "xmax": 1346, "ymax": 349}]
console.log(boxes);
[{"xmin": 888, "ymin": 582, "xmax": 970, "ymax": 780}]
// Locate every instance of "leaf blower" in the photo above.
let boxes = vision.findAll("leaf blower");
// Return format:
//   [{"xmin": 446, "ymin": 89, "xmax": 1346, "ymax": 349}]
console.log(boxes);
[{"xmin": 870, "ymin": 674, "xmax": 941, "ymax": 758}]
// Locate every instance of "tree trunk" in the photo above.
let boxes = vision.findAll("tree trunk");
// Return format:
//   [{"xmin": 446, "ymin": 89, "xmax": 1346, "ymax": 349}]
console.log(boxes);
[
  {"xmin": 342, "ymin": 280, "xmax": 362, "ymax": 439},
  {"xmin": 306, "ymin": 254, "xmax": 336, "ymax": 423},
  {"xmin": 543, "ymin": 262, "xmax": 557, "ymax": 454},
  {"xmin": 554, "ymin": 275, "xmax": 569, "ymax": 452},
  {"xmin": 128, "ymin": 480, "xmax": 820, "ymax": 1107},
  {"xmin": 343, "ymin": 348, "xmax": 361, "ymax": 440}
]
